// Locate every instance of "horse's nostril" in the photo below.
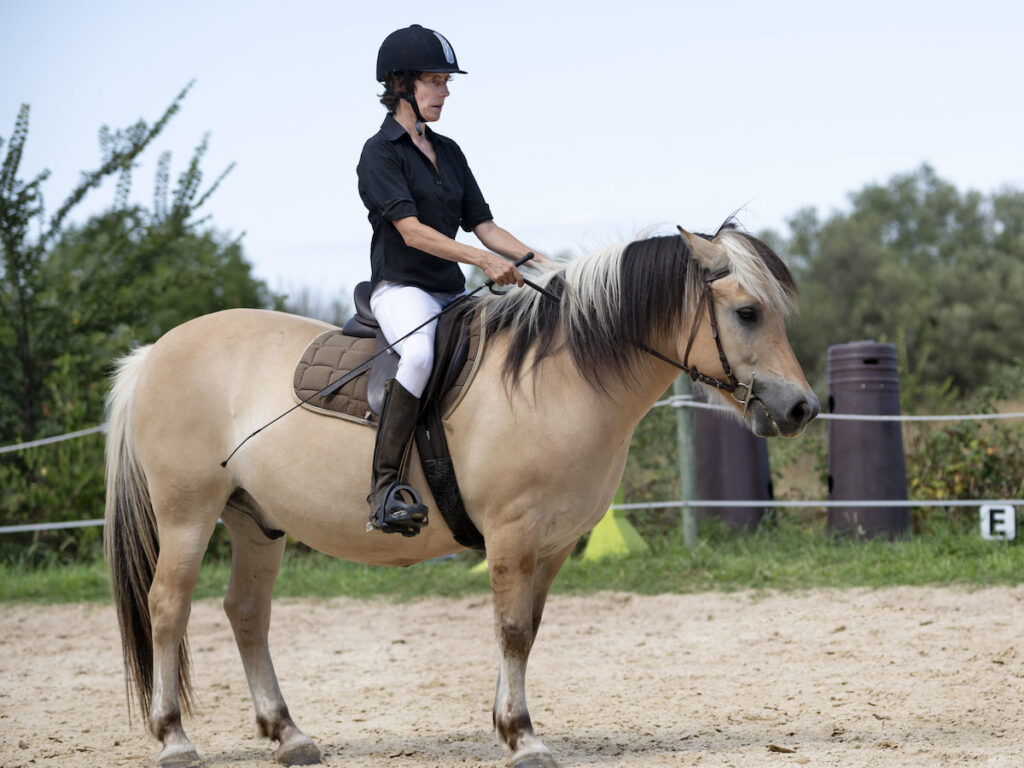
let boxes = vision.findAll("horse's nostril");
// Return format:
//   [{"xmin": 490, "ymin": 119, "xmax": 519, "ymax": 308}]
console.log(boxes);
[
  {"xmin": 789, "ymin": 398, "xmax": 818, "ymax": 426},
  {"xmin": 790, "ymin": 402, "xmax": 805, "ymax": 424}
]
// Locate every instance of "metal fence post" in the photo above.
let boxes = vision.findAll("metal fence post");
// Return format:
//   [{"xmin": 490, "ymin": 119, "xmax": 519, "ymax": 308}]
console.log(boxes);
[{"xmin": 673, "ymin": 376, "xmax": 698, "ymax": 549}]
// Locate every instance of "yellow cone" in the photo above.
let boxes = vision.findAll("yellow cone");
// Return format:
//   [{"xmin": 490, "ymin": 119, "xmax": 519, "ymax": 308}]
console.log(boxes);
[{"xmin": 581, "ymin": 508, "xmax": 650, "ymax": 561}]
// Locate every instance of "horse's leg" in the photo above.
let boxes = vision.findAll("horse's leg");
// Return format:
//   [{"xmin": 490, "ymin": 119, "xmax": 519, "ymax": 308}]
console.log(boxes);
[
  {"xmin": 221, "ymin": 508, "xmax": 321, "ymax": 766},
  {"xmin": 490, "ymin": 538, "xmax": 576, "ymax": 768},
  {"xmin": 148, "ymin": 510, "xmax": 218, "ymax": 768}
]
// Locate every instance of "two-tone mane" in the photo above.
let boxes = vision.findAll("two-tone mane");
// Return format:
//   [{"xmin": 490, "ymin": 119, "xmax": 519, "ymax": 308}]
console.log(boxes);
[{"xmin": 483, "ymin": 222, "xmax": 799, "ymax": 392}]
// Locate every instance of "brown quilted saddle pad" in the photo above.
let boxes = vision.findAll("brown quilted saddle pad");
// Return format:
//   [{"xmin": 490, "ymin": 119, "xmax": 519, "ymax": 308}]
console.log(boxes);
[{"xmin": 293, "ymin": 305, "xmax": 486, "ymax": 426}]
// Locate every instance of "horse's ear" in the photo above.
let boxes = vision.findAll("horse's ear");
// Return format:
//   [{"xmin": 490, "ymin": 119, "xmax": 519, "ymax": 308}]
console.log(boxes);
[{"xmin": 678, "ymin": 226, "xmax": 729, "ymax": 271}]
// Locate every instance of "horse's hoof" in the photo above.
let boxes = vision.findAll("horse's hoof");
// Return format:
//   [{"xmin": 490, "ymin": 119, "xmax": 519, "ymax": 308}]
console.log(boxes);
[
  {"xmin": 274, "ymin": 737, "xmax": 322, "ymax": 766},
  {"xmin": 158, "ymin": 745, "xmax": 203, "ymax": 768},
  {"xmin": 512, "ymin": 754, "xmax": 558, "ymax": 768}
]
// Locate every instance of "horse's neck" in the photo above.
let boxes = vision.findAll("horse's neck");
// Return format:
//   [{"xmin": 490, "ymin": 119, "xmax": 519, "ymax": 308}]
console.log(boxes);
[
  {"xmin": 477, "ymin": 325, "xmax": 684, "ymax": 435},
  {"xmin": 544, "ymin": 342, "xmax": 681, "ymax": 433},
  {"xmin": 618, "ymin": 360, "xmax": 681, "ymax": 428},
  {"xmin": 598, "ymin": 325, "xmax": 691, "ymax": 427}
]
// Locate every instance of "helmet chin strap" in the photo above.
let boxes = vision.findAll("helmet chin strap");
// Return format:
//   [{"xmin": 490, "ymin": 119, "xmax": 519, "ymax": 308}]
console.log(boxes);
[{"xmin": 401, "ymin": 92, "xmax": 425, "ymax": 136}]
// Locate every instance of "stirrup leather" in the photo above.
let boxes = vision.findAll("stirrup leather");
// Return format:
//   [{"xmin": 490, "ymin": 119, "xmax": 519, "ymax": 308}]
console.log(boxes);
[{"xmin": 367, "ymin": 483, "xmax": 428, "ymax": 537}]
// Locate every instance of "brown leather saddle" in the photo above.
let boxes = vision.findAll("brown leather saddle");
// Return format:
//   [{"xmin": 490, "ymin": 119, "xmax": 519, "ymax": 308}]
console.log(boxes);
[
  {"xmin": 337, "ymin": 280, "xmax": 398, "ymax": 417},
  {"xmin": 292, "ymin": 283, "xmax": 487, "ymax": 549}
]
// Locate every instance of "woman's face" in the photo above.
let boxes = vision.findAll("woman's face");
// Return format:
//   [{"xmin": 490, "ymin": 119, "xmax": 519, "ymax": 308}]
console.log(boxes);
[{"xmin": 414, "ymin": 73, "xmax": 451, "ymax": 122}]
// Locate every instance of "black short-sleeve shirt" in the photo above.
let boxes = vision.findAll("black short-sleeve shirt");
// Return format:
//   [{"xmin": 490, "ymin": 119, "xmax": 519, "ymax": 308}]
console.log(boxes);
[{"xmin": 357, "ymin": 114, "xmax": 493, "ymax": 292}]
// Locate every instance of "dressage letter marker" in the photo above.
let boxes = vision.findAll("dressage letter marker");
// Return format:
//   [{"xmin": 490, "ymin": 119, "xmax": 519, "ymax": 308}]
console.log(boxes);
[{"xmin": 980, "ymin": 504, "xmax": 1016, "ymax": 541}]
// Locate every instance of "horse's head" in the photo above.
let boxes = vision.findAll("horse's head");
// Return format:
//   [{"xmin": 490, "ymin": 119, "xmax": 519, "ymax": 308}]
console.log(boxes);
[{"xmin": 677, "ymin": 226, "xmax": 819, "ymax": 437}]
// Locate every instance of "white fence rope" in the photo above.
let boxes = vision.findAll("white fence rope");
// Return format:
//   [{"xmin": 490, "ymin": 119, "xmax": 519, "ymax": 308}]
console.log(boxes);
[
  {"xmin": 0, "ymin": 519, "xmax": 106, "ymax": 534},
  {"xmin": 5, "ymin": 395, "xmax": 1024, "ymax": 460},
  {"xmin": 2, "ymin": 400, "xmax": 1022, "ymax": 536},
  {"xmin": 655, "ymin": 395, "xmax": 1024, "ymax": 422},
  {"xmin": 0, "ymin": 424, "xmax": 107, "ymax": 455},
  {"xmin": 5, "ymin": 499, "xmax": 1018, "ymax": 536},
  {"xmin": 612, "ymin": 499, "xmax": 1024, "ymax": 510}
]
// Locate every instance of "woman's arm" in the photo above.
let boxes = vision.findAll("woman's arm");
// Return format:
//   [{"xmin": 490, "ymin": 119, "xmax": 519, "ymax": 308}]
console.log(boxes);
[
  {"xmin": 473, "ymin": 220, "xmax": 553, "ymax": 271},
  {"xmin": 392, "ymin": 216, "xmax": 523, "ymax": 286}
]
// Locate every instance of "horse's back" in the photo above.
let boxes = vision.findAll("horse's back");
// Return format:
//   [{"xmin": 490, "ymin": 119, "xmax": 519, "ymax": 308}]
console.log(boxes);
[
  {"xmin": 156, "ymin": 308, "xmax": 332, "ymax": 356},
  {"xmin": 129, "ymin": 309, "xmax": 335, "ymax": 472},
  {"xmin": 146, "ymin": 308, "xmax": 331, "ymax": 380}
]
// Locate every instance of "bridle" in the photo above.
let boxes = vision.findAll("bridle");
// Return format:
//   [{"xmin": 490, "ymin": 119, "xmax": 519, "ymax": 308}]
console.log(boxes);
[
  {"xmin": 637, "ymin": 266, "xmax": 773, "ymax": 428},
  {"xmin": 523, "ymin": 244, "xmax": 777, "ymax": 432}
]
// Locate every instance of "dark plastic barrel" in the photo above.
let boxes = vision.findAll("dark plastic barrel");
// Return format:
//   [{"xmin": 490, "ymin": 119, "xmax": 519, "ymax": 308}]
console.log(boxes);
[
  {"xmin": 693, "ymin": 398, "xmax": 773, "ymax": 532},
  {"xmin": 827, "ymin": 341, "xmax": 908, "ymax": 539}
]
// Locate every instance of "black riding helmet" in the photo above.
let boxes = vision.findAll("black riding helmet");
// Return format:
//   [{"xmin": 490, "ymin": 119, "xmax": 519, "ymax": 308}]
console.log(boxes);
[
  {"xmin": 377, "ymin": 24, "xmax": 466, "ymax": 134},
  {"xmin": 376, "ymin": 24, "xmax": 466, "ymax": 81}
]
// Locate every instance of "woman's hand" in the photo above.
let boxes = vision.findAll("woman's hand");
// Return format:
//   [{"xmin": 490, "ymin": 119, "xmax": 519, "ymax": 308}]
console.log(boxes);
[{"xmin": 481, "ymin": 253, "xmax": 524, "ymax": 286}]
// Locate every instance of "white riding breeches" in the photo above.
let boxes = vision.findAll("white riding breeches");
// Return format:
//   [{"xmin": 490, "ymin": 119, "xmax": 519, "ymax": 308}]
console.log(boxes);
[{"xmin": 369, "ymin": 282, "xmax": 464, "ymax": 399}]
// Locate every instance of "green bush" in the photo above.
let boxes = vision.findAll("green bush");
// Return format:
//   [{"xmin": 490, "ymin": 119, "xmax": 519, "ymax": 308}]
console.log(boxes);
[
  {"xmin": 904, "ymin": 381, "xmax": 1024, "ymax": 533},
  {"xmin": 1, "ymin": 91, "xmax": 278, "ymax": 565}
]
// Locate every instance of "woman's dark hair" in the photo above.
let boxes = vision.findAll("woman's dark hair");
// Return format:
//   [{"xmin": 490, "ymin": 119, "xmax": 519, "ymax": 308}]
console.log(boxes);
[{"xmin": 379, "ymin": 70, "xmax": 418, "ymax": 112}]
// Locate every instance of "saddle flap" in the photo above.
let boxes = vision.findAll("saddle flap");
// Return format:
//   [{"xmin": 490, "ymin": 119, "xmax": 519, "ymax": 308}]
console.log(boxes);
[{"xmin": 368, "ymin": 331, "xmax": 398, "ymax": 416}]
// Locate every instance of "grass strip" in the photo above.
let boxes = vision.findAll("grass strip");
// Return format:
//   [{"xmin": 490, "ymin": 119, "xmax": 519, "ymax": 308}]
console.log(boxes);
[{"xmin": 3, "ymin": 520, "xmax": 1021, "ymax": 604}]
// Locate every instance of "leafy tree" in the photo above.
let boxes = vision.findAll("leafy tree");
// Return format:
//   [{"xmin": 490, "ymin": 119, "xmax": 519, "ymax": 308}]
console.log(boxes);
[
  {"xmin": 0, "ymin": 85, "xmax": 279, "ymax": 563},
  {"xmin": 777, "ymin": 165, "xmax": 1024, "ymax": 396},
  {"xmin": 0, "ymin": 82, "xmax": 269, "ymax": 442}
]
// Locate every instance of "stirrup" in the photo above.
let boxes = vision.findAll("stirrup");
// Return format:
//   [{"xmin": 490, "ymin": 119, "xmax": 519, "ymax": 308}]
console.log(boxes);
[{"xmin": 367, "ymin": 483, "xmax": 428, "ymax": 537}]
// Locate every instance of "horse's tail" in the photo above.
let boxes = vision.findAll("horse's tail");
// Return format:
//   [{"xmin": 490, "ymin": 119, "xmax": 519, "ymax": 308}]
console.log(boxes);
[{"xmin": 104, "ymin": 345, "xmax": 193, "ymax": 722}]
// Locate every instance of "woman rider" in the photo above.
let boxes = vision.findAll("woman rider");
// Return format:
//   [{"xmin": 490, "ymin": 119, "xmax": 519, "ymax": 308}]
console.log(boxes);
[{"xmin": 358, "ymin": 24, "xmax": 548, "ymax": 537}]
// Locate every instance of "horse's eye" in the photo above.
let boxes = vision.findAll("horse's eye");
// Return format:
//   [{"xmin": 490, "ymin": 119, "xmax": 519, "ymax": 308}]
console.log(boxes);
[{"xmin": 737, "ymin": 306, "xmax": 759, "ymax": 324}]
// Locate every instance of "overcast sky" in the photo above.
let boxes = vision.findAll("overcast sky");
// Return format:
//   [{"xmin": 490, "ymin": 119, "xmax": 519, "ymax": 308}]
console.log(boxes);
[{"xmin": 3, "ymin": 0, "xmax": 1022, "ymax": 302}]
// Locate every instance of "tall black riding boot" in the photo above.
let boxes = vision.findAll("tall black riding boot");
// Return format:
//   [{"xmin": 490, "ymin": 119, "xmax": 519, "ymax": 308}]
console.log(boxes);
[{"xmin": 366, "ymin": 379, "xmax": 429, "ymax": 537}]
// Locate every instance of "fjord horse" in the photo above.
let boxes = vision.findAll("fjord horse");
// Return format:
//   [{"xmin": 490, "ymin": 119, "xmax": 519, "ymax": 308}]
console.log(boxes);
[{"xmin": 104, "ymin": 225, "xmax": 818, "ymax": 767}]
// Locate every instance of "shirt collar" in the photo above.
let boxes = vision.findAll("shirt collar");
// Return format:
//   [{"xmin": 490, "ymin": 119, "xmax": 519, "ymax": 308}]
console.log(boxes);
[{"xmin": 380, "ymin": 113, "xmax": 433, "ymax": 143}]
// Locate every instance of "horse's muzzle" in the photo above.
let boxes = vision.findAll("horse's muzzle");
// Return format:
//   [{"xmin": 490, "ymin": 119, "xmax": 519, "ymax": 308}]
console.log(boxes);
[{"xmin": 747, "ymin": 381, "xmax": 820, "ymax": 438}]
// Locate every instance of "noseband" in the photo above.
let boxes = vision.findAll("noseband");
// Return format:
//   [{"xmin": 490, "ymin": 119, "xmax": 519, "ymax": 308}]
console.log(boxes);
[{"xmin": 638, "ymin": 267, "xmax": 777, "ymax": 432}]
